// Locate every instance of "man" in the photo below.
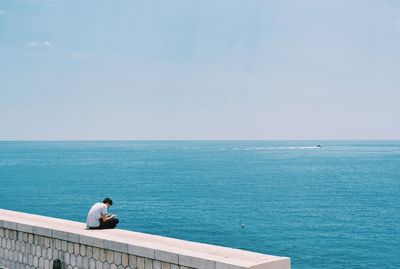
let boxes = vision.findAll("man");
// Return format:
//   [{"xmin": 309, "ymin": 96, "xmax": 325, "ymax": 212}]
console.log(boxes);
[{"xmin": 86, "ymin": 198, "xmax": 119, "ymax": 229}]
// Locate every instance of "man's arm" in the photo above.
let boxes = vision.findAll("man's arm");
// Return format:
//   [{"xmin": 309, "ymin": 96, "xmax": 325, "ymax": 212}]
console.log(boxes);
[{"xmin": 101, "ymin": 213, "xmax": 115, "ymax": 222}]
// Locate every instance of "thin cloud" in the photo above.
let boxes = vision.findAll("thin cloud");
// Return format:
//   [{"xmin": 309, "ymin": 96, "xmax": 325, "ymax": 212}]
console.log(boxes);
[
  {"xmin": 0, "ymin": 10, "xmax": 5, "ymax": 15},
  {"xmin": 29, "ymin": 40, "xmax": 52, "ymax": 47},
  {"xmin": 29, "ymin": 40, "xmax": 53, "ymax": 47},
  {"xmin": 44, "ymin": 41, "xmax": 53, "ymax": 47},
  {"xmin": 28, "ymin": 40, "xmax": 80, "ymax": 57}
]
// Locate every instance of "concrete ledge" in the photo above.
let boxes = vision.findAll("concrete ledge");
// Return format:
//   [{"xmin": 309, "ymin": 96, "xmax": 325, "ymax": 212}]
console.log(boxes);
[{"xmin": 0, "ymin": 209, "xmax": 290, "ymax": 269}]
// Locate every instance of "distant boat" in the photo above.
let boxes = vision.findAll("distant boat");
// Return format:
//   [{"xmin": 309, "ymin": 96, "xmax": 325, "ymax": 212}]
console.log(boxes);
[{"xmin": 316, "ymin": 145, "xmax": 322, "ymax": 148}]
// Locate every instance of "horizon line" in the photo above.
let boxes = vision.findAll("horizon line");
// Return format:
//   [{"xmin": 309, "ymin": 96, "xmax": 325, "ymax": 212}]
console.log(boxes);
[{"xmin": 0, "ymin": 139, "xmax": 399, "ymax": 142}]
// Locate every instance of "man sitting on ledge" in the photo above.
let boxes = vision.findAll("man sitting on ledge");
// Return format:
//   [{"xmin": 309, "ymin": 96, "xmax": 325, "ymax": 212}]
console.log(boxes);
[{"xmin": 86, "ymin": 198, "xmax": 119, "ymax": 229}]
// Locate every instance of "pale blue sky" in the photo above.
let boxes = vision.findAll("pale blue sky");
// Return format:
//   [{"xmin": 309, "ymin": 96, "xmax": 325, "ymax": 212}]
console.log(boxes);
[{"xmin": 1, "ymin": 0, "xmax": 399, "ymax": 140}]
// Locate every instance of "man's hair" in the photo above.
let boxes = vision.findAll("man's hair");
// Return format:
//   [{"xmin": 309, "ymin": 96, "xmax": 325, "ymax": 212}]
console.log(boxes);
[{"xmin": 103, "ymin": 198, "xmax": 113, "ymax": 205}]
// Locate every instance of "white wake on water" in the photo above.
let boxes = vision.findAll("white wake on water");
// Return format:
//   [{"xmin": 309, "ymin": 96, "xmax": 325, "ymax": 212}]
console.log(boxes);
[{"xmin": 234, "ymin": 146, "xmax": 321, "ymax": 151}]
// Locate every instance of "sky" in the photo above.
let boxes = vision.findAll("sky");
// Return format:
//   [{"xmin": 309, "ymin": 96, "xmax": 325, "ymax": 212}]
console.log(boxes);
[{"xmin": 1, "ymin": 0, "xmax": 400, "ymax": 140}]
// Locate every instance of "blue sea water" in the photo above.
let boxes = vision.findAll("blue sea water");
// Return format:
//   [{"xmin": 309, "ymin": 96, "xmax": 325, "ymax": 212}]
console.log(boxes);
[{"xmin": 1, "ymin": 141, "xmax": 399, "ymax": 269}]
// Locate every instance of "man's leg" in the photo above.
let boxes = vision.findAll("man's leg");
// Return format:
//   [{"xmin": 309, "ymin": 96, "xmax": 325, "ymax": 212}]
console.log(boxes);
[{"xmin": 99, "ymin": 218, "xmax": 119, "ymax": 229}]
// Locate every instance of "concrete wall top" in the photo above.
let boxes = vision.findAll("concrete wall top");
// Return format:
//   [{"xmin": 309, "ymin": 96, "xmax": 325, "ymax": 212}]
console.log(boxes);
[{"xmin": 0, "ymin": 209, "xmax": 290, "ymax": 269}]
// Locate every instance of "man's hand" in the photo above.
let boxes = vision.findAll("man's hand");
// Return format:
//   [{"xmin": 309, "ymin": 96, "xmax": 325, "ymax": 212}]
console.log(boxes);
[{"xmin": 102, "ymin": 213, "xmax": 115, "ymax": 222}]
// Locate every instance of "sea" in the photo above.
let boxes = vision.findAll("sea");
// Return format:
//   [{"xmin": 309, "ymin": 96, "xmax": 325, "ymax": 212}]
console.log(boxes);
[{"xmin": 0, "ymin": 141, "xmax": 399, "ymax": 269}]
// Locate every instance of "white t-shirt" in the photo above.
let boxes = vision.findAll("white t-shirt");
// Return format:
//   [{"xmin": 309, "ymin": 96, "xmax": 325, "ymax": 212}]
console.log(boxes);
[{"xmin": 86, "ymin": 202, "xmax": 107, "ymax": 227}]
